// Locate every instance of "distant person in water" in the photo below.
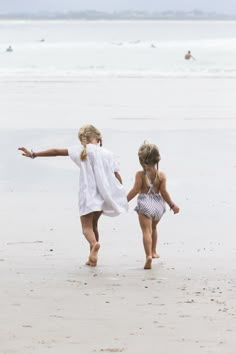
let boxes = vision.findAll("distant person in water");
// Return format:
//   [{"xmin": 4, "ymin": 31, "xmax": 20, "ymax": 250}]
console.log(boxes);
[
  {"xmin": 6, "ymin": 46, "xmax": 13, "ymax": 52},
  {"xmin": 185, "ymin": 51, "xmax": 195, "ymax": 60}
]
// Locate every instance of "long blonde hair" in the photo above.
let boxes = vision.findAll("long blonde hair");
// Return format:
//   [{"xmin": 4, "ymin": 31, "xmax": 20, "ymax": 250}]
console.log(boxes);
[
  {"xmin": 78, "ymin": 125, "xmax": 102, "ymax": 161},
  {"xmin": 138, "ymin": 141, "xmax": 161, "ymax": 170}
]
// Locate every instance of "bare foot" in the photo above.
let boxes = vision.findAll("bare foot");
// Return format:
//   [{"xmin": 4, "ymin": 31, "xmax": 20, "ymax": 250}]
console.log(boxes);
[
  {"xmin": 144, "ymin": 256, "xmax": 152, "ymax": 270},
  {"xmin": 152, "ymin": 253, "xmax": 160, "ymax": 259},
  {"xmin": 85, "ymin": 245, "xmax": 93, "ymax": 265},
  {"xmin": 89, "ymin": 242, "xmax": 100, "ymax": 267}
]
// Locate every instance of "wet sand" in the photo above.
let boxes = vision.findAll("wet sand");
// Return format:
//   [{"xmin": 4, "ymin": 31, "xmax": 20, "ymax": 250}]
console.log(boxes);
[{"xmin": 1, "ymin": 127, "xmax": 236, "ymax": 353}]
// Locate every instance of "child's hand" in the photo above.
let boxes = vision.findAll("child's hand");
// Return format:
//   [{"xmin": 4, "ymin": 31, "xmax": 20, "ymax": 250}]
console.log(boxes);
[
  {"xmin": 18, "ymin": 147, "xmax": 32, "ymax": 158},
  {"xmin": 172, "ymin": 204, "xmax": 180, "ymax": 214}
]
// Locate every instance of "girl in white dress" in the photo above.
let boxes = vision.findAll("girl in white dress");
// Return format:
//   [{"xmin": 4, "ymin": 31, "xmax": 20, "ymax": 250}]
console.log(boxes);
[
  {"xmin": 127, "ymin": 142, "xmax": 179, "ymax": 270},
  {"xmin": 18, "ymin": 125, "xmax": 128, "ymax": 267}
]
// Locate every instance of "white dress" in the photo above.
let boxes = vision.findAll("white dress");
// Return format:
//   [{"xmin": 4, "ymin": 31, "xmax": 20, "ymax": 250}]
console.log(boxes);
[{"xmin": 68, "ymin": 144, "xmax": 128, "ymax": 217}]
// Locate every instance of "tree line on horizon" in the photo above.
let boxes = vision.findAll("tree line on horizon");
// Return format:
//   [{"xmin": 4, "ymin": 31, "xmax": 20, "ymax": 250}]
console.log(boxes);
[{"xmin": 0, "ymin": 9, "xmax": 234, "ymax": 20}]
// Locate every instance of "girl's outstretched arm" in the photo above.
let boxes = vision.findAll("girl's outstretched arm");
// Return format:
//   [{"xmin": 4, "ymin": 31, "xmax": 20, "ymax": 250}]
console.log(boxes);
[
  {"xmin": 18, "ymin": 147, "xmax": 68, "ymax": 158},
  {"xmin": 127, "ymin": 171, "xmax": 142, "ymax": 202},
  {"xmin": 159, "ymin": 172, "xmax": 180, "ymax": 214}
]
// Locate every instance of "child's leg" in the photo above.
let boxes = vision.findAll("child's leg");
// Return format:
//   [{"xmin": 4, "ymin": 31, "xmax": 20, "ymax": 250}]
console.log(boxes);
[
  {"xmin": 138, "ymin": 214, "xmax": 153, "ymax": 269},
  {"xmin": 80, "ymin": 212, "xmax": 100, "ymax": 266},
  {"xmin": 151, "ymin": 221, "xmax": 160, "ymax": 258},
  {"xmin": 92, "ymin": 211, "xmax": 103, "ymax": 242}
]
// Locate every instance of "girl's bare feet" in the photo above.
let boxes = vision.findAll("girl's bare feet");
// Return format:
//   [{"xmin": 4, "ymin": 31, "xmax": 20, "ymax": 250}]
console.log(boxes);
[
  {"xmin": 88, "ymin": 242, "xmax": 100, "ymax": 266},
  {"xmin": 152, "ymin": 253, "xmax": 160, "ymax": 259},
  {"xmin": 144, "ymin": 256, "xmax": 152, "ymax": 269}
]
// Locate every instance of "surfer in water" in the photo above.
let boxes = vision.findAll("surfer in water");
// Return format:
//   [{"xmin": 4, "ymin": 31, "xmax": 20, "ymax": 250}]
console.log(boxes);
[{"xmin": 185, "ymin": 51, "xmax": 195, "ymax": 60}]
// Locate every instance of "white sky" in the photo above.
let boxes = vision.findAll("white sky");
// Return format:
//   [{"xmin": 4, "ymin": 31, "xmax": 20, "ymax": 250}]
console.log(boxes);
[{"xmin": 0, "ymin": 0, "xmax": 235, "ymax": 14}]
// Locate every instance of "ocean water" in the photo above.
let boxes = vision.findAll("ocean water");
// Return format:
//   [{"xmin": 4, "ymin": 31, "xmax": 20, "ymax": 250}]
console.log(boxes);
[
  {"xmin": 1, "ymin": 20, "xmax": 236, "ymax": 78},
  {"xmin": 1, "ymin": 21, "xmax": 236, "ymax": 261},
  {"xmin": 0, "ymin": 20, "xmax": 236, "ymax": 130}
]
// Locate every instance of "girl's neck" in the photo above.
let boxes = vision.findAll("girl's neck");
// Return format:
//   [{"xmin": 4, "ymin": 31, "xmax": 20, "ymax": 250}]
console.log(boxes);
[
  {"xmin": 145, "ymin": 165, "xmax": 157, "ymax": 174},
  {"xmin": 88, "ymin": 138, "xmax": 99, "ymax": 145}
]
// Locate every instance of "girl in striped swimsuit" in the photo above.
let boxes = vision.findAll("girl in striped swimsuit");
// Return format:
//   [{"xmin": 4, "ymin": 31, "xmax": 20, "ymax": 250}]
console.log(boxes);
[{"xmin": 127, "ymin": 142, "xmax": 179, "ymax": 269}]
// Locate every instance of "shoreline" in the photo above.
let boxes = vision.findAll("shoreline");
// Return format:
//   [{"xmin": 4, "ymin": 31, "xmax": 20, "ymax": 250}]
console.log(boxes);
[{"xmin": 1, "ymin": 77, "xmax": 236, "ymax": 131}]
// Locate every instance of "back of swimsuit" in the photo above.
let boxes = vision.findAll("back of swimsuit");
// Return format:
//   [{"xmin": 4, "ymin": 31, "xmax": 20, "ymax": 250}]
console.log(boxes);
[{"xmin": 134, "ymin": 171, "xmax": 166, "ymax": 221}]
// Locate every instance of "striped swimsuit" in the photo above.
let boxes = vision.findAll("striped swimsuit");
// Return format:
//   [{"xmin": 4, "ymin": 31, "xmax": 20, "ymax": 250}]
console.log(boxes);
[{"xmin": 134, "ymin": 172, "xmax": 166, "ymax": 221}]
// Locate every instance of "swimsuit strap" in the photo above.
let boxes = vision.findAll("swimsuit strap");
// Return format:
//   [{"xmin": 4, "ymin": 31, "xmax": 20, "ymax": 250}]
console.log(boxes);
[{"xmin": 145, "ymin": 171, "xmax": 159, "ymax": 194}]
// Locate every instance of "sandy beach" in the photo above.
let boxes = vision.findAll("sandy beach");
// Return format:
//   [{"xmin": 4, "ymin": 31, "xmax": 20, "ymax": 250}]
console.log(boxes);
[
  {"xmin": 1, "ymin": 76, "xmax": 236, "ymax": 131},
  {"xmin": 1, "ymin": 17, "xmax": 236, "ymax": 353},
  {"xmin": 1, "ymin": 123, "xmax": 236, "ymax": 353}
]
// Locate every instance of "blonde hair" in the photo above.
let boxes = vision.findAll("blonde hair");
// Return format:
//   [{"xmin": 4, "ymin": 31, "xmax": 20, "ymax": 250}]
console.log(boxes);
[
  {"xmin": 138, "ymin": 141, "xmax": 161, "ymax": 170},
  {"xmin": 78, "ymin": 125, "xmax": 102, "ymax": 161}
]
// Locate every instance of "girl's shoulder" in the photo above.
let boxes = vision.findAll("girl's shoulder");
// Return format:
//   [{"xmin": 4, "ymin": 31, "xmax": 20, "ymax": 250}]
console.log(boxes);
[
  {"xmin": 88, "ymin": 144, "xmax": 112, "ymax": 155},
  {"xmin": 87, "ymin": 145, "xmax": 115, "ymax": 164},
  {"xmin": 101, "ymin": 146, "xmax": 113, "ymax": 156},
  {"xmin": 136, "ymin": 170, "xmax": 145, "ymax": 178},
  {"xmin": 68, "ymin": 145, "xmax": 83, "ymax": 164},
  {"xmin": 158, "ymin": 170, "xmax": 166, "ymax": 181}
]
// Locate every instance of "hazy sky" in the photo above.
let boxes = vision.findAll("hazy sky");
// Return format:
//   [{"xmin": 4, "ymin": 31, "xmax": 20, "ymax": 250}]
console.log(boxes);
[{"xmin": 0, "ymin": 0, "xmax": 236, "ymax": 14}]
